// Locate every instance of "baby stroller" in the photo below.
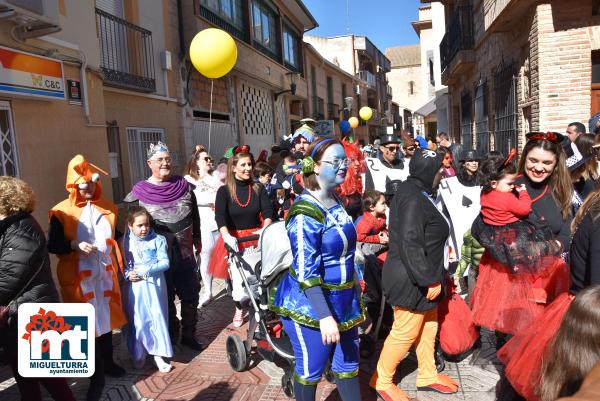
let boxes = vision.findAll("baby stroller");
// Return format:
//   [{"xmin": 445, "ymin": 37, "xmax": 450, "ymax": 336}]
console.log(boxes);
[{"xmin": 223, "ymin": 221, "xmax": 297, "ymax": 397}]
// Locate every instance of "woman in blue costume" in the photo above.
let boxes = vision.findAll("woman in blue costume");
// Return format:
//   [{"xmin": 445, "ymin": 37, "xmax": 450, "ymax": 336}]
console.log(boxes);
[{"xmin": 272, "ymin": 137, "xmax": 364, "ymax": 401}]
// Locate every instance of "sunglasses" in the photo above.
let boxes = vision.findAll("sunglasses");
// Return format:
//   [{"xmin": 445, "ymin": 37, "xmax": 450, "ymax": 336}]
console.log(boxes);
[
  {"xmin": 204, "ymin": 157, "xmax": 214, "ymax": 162},
  {"xmin": 321, "ymin": 158, "xmax": 351, "ymax": 169},
  {"xmin": 405, "ymin": 146, "xmax": 416, "ymax": 151},
  {"xmin": 383, "ymin": 145, "xmax": 400, "ymax": 152}
]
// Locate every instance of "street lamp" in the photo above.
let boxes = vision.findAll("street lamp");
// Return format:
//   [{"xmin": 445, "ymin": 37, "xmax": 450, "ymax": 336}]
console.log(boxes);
[{"xmin": 274, "ymin": 72, "xmax": 300, "ymax": 99}]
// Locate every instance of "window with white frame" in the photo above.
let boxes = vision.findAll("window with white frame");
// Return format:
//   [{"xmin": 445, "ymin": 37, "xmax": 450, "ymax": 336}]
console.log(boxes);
[
  {"xmin": 252, "ymin": 0, "xmax": 279, "ymax": 57},
  {"xmin": 126, "ymin": 127, "xmax": 165, "ymax": 185},
  {"xmin": 0, "ymin": 101, "xmax": 19, "ymax": 177},
  {"xmin": 283, "ymin": 25, "xmax": 300, "ymax": 71}
]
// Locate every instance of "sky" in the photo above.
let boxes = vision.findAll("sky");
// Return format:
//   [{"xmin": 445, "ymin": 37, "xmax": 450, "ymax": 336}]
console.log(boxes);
[{"xmin": 302, "ymin": 0, "xmax": 423, "ymax": 52}]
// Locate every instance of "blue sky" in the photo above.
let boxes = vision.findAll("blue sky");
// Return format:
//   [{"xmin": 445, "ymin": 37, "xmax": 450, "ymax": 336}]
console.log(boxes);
[{"xmin": 302, "ymin": 0, "xmax": 423, "ymax": 52}]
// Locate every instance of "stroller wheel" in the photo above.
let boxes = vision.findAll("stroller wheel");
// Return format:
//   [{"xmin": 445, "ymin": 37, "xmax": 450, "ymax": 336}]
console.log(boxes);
[
  {"xmin": 281, "ymin": 369, "xmax": 295, "ymax": 398},
  {"xmin": 226, "ymin": 334, "xmax": 248, "ymax": 372}
]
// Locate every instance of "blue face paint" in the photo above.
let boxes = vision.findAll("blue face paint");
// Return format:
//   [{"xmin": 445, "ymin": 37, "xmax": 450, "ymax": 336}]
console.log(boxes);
[{"xmin": 317, "ymin": 144, "xmax": 347, "ymax": 189}]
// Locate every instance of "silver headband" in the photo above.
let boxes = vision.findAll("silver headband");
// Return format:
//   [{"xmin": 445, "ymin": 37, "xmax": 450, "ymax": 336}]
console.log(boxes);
[{"xmin": 147, "ymin": 141, "xmax": 170, "ymax": 159}]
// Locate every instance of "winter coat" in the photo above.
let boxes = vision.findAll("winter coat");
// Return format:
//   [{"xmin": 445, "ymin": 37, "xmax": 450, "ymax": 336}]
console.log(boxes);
[
  {"xmin": 570, "ymin": 209, "xmax": 600, "ymax": 294},
  {"xmin": 382, "ymin": 178, "xmax": 449, "ymax": 311},
  {"xmin": 0, "ymin": 212, "xmax": 58, "ymax": 331}
]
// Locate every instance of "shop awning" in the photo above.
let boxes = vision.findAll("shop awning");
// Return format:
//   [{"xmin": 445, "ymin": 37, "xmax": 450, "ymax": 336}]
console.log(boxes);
[{"xmin": 413, "ymin": 98, "xmax": 436, "ymax": 117}]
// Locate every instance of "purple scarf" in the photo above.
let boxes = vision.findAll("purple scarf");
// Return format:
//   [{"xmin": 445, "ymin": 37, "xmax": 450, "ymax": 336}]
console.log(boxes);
[{"xmin": 131, "ymin": 175, "xmax": 189, "ymax": 205}]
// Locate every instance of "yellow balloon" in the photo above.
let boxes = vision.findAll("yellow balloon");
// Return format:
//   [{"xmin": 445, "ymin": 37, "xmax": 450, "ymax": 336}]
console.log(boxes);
[
  {"xmin": 359, "ymin": 106, "xmax": 373, "ymax": 121},
  {"xmin": 189, "ymin": 28, "xmax": 237, "ymax": 79},
  {"xmin": 349, "ymin": 117, "xmax": 359, "ymax": 129}
]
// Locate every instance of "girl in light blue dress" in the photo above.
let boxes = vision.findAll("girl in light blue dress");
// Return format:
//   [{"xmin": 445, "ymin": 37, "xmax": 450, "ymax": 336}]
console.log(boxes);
[{"xmin": 124, "ymin": 206, "xmax": 173, "ymax": 372}]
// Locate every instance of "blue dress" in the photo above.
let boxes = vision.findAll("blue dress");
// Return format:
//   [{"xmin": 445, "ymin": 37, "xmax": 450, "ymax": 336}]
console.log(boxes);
[
  {"xmin": 124, "ymin": 230, "xmax": 173, "ymax": 361},
  {"xmin": 272, "ymin": 193, "xmax": 364, "ymax": 330}
]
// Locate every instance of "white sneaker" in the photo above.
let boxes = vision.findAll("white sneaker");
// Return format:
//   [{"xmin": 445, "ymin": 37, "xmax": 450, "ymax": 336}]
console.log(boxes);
[
  {"xmin": 199, "ymin": 292, "xmax": 213, "ymax": 307},
  {"xmin": 232, "ymin": 307, "xmax": 244, "ymax": 328},
  {"xmin": 153, "ymin": 355, "xmax": 172, "ymax": 373}
]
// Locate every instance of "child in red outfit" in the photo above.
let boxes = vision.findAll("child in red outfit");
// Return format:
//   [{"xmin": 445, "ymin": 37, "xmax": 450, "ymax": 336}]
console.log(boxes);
[
  {"xmin": 356, "ymin": 190, "xmax": 388, "ymax": 264},
  {"xmin": 480, "ymin": 173, "xmax": 532, "ymax": 226}
]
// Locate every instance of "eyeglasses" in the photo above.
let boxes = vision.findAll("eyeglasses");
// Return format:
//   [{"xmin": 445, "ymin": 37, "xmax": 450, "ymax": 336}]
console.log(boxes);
[
  {"xmin": 151, "ymin": 157, "xmax": 172, "ymax": 164},
  {"xmin": 204, "ymin": 157, "xmax": 214, "ymax": 163},
  {"xmin": 405, "ymin": 146, "xmax": 416, "ymax": 151},
  {"xmin": 383, "ymin": 145, "xmax": 400, "ymax": 152},
  {"xmin": 320, "ymin": 158, "xmax": 351, "ymax": 169}
]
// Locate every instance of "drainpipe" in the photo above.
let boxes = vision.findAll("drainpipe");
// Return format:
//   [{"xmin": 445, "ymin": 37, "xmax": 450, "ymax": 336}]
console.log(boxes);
[
  {"xmin": 78, "ymin": 50, "xmax": 106, "ymax": 128},
  {"xmin": 177, "ymin": 0, "xmax": 185, "ymax": 60}
]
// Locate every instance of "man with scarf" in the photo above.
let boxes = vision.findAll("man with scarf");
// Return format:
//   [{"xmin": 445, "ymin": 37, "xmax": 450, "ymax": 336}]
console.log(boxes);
[
  {"xmin": 124, "ymin": 142, "xmax": 203, "ymax": 351},
  {"xmin": 370, "ymin": 148, "xmax": 459, "ymax": 401}
]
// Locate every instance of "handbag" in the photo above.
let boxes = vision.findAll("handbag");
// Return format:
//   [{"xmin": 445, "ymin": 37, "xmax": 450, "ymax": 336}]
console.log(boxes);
[
  {"xmin": 438, "ymin": 287, "xmax": 480, "ymax": 356},
  {"xmin": 0, "ymin": 257, "xmax": 45, "ymax": 329}
]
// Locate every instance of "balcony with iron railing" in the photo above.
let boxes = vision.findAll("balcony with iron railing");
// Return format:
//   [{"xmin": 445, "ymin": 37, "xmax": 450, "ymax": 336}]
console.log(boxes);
[
  {"xmin": 327, "ymin": 103, "xmax": 340, "ymax": 120},
  {"xmin": 440, "ymin": 5, "xmax": 475, "ymax": 85},
  {"xmin": 356, "ymin": 70, "xmax": 377, "ymax": 89},
  {"xmin": 198, "ymin": 5, "xmax": 248, "ymax": 42},
  {"xmin": 312, "ymin": 96, "xmax": 325, "ymax": 120},
  {"xmin": 96, "ymin": 8, "xmax": 156, "ymax": 92}
]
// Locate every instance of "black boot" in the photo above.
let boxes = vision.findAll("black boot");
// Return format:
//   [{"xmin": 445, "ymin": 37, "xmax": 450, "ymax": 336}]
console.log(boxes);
[
  {"xmin": 181, "ymin": 303, "xmax": 204, "ymax": 351},
  {"xmin": 98, "ymin": 332, "xmax": 126, "ymax": 377},
  {"xmin": 168, "ymin": 300, "xmax": 181, "ymax": 343},
  {"xmin": 87, "ymin": 342, "xmax": 105, "ymax": 401}
]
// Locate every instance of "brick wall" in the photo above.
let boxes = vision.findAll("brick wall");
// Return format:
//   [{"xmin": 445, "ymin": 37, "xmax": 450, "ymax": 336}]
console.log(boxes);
[
  {"xmin": 446, "ymin": 0, "xmax": 595, "ymax": 153},
  {"xmin": 537, "ymin": 1, "xmax": 592, "ymax": 132}
]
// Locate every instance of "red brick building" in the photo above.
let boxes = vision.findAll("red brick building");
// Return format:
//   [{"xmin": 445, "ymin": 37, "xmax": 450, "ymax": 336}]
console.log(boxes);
[{"xmin": 434, "ymin": 0, "xmax": 600, "ymax": 156}]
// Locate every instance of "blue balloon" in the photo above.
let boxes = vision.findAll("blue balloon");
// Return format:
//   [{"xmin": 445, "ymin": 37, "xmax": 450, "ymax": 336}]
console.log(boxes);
[{"xmin": 340, "ymin": 120, "xmax": 351, "ymax": 134}]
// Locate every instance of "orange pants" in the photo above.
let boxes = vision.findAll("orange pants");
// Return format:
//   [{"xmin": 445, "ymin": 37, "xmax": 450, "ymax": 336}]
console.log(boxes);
[{"xmin": 374, "ymin": 306, "xmax": 438, "ymax": 390}]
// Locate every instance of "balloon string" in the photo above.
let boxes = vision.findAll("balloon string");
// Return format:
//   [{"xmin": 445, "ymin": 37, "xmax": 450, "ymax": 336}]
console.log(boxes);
[{"xmin": 208, "ymin": 79, "xmax": 214, "ymax": 154}]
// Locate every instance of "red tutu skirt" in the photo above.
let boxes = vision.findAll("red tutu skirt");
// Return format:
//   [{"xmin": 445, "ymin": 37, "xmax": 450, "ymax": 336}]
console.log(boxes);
[
  {"xmin": 207, "ymin": 227, "xmax": 260, "ymax": 280},
  {"xmin": 470, "ymin": 252, "xmax": 570, "ymax": 335},
  {"xmin": 497, "ymin": 292, "xmax": 574, "ymax": 401}
]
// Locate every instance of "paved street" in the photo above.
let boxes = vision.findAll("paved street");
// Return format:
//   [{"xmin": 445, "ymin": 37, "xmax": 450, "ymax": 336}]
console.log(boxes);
[{"xmin": 0, "ymin": 280, "xmax": 503, "ymax": 401}]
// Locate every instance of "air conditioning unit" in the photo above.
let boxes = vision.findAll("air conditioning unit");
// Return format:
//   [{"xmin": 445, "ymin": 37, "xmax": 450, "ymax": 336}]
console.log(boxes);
[{"xmin": 0, "ymin": 0, "xmax": 60, "ymax": 39}]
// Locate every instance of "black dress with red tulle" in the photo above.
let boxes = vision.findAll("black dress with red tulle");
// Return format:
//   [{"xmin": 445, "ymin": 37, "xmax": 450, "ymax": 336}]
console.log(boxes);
[{"xmin": 469, "ymin": 211, "xmax": 569, "ymax": 335}]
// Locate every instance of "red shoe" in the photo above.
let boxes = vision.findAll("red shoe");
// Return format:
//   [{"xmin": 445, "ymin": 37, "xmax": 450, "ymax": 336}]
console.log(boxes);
[
  {"xmin": 369, "ymin": 374, "xmax": 415, "ymax": 401},
  {"xmin": 417, "ymin": 374, "xmax": 459, "ymax": 394}
]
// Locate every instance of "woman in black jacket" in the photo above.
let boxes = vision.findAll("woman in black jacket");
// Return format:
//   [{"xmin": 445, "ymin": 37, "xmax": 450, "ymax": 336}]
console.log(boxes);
[
  {"xmin": 370, "ymin": 148, "xmax": 459, "ymax": 401},
  {"xmin": 0, "ymin": 176, "xmax": 75, "ymax": 401}
]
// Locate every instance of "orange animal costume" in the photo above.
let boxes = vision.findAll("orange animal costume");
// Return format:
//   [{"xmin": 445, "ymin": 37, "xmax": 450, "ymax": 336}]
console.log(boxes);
[{"xmin": 49, "ymin": 155, "xmax": 126, "ymax": 336}]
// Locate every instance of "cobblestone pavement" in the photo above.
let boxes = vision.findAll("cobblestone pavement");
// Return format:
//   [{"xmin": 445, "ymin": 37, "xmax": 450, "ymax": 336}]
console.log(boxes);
[{"xmin": 0, "ymin": 280, "xmax": 505, "ymax": 401}]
